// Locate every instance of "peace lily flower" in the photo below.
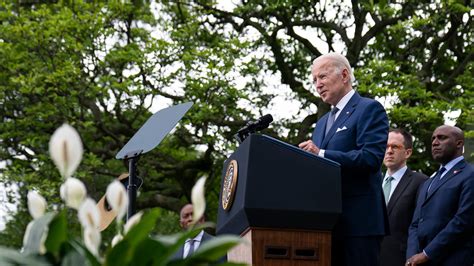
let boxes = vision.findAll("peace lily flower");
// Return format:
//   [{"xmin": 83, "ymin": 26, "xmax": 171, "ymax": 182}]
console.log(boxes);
[
  {"xmin": 49, "ymin": 124, "xmax": 83, "ymax": 179},
  {"xmin": 60, "ymin": 177, "xmax": 87, "ymax": 209},
  {"xmin": 22, "ymin": 221, "xmax": 34, "ymax": 247},
  {"xmin": 123, "ymin": 211, "xmax": 143, "ymax": 235},
  {"xmin": 27, "ymin": 191, "xmax": 47, "ymax": 219},
  {"xmin": 22, "ymin": 221, "xmax": 48, "ymax": 255},
  {"xmin": 83, "ymin": 227, "xmax": 101, "ymax": 256},
  {"xmin": 78, "ymin": 198, "xmax": 101, "ymax": 230},
  {"xmin": 106, "ymin": 180, "xmax": 128, "ymax": 221},
  {"xmin": 191, "ymin": 176, "xmax": 207, "ymax": 224},
  {"xmin": 111, "ymin": 234, "xmax": 123, "ymax": 247}
]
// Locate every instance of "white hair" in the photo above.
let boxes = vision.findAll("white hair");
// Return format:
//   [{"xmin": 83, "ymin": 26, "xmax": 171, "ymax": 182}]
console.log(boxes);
[{"xmin": 312, "ymin": 53, "xmax": 356, "ymax": 83}]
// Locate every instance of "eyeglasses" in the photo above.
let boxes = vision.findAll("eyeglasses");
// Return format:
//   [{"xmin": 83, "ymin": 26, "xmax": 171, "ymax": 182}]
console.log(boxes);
[{"xmin": 386, "ymin": 144, "xmax": 405, "ymax": 151}]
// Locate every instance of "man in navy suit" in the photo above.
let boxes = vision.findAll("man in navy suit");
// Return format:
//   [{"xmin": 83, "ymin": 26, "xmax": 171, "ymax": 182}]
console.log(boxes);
[
  {"xmin": 406, "ymin": 125, "xmax": 474, "ymax": 265},
  {"xmin": 299, "ymin": 53, "xmax": 389, "ymax": 266},
  {"xmin": 380, "ymin": 129, "xmax": 427, "ymax": 266},
  {"xmin": 172, "ymin": 203, "xmax": 226, "ymax": 263}
]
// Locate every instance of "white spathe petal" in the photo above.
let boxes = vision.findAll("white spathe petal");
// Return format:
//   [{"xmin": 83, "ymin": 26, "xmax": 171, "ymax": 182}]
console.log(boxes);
[
  {"xmin": 49, "ymin": 124, "xmax": 83, "ymax": 178},
  {"xmin": 123, "ymin": 211, "xmax": 143, "ymax": 235},
  {"xmin": 60, "ymin": 177, "xmax": 87, "ymax": 209},
  {"xmin": 83, "ymin": 227, "xmax": 101, "ymax": 256},
  {"xmin": 78, "ymin": 198, "xmax": 100, "ymax": 229},
  {"xmin": 22, "ymin": 221, "xmax": 34, "ymax": 247},
  {"xmin": 27, "ymin": 191, "xmax": 47, "ymax": 219},
  {"xmin": 39, "ymin": 230, "xmax": 48, "ymax": 255},
  {"xmin": 106, "ymin": 180, "xmax": 128, "ymax": 221},
  {"xmin": 191, "ymin": 176, "xmax": 207, "ymax": 224},
  {"xmin": 111, "ymin": 234, "xmax": 123, "ymax": 247}
]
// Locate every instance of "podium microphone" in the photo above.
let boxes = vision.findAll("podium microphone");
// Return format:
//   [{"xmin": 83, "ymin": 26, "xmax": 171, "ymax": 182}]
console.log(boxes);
[{"xmin": 234, "ymin": 114, "xmax": 273, "ymax": 143}]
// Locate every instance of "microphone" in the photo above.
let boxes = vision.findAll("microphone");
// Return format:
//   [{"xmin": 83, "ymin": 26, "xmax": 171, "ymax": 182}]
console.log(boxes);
[{"xmin": 234, "ymin": 114, "xmax": 273, "ymax": 143}]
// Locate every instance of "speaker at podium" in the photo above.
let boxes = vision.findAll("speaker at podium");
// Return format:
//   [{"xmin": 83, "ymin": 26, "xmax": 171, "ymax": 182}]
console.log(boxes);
[{"xmin": 217, "ymin": 134, "xmax": 341, "ymax": 266}]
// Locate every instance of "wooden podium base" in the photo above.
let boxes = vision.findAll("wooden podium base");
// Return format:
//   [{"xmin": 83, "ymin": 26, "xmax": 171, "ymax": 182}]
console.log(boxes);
[{"xmin": 228, "ymin": 227, "xmax": 331, "ymax": 266}]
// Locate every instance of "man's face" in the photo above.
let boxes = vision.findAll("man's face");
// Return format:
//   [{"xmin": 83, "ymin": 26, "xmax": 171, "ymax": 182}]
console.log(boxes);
[
  {"xmin": 179, "ymin": 204, "xmax": 194, "ymax": 230},
  {"xmin": 311, "ymin": 58, "xmax": 349, "ymax": 106},
  {"xmin": 431, "ymin": 126, "xmax": 462, "ymax": 164},
  {"xmin": 384, "ymin": 132, "xmax": 411, "ymax": 171}
]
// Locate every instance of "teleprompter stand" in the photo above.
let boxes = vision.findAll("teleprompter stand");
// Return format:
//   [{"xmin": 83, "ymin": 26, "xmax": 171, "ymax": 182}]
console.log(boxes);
[{"xmin": 115, "ymin": 102, "xmax": 193, "ymax": 220}]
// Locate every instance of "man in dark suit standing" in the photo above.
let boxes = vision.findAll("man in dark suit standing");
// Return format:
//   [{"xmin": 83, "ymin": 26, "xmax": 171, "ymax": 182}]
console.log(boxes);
[
  {"xmin": 173, "ymin": 203, "xmax": 216, "ymax": 259},
  {"xmin": 406, "ymin": 125, "xmax": 474, "ymax": 265},
  {"xmin": 380, "ymin": 129, "xmax": 427, "ymax": 266},
  {"xmin": 299, "ymin": 53, "xmax": 389, "ymax": 266}
]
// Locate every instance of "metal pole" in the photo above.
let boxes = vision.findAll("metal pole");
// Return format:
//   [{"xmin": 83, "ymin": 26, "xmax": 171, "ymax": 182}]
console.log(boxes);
[{"xmin": 127, "ymin": 156, "xmax": 139, "ymax": 220}]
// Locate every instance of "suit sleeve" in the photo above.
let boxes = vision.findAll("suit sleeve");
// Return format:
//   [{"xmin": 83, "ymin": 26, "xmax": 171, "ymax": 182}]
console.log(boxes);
[
  {"xmin": 424, "ymin": 171, "xmax": 474, "ymax": 261},
  {"xmin": 324, "ymin": 100, "xmax": 388, "ymax": 172},
  {"xmin": 407, "ymin": 195, "xmax": 422, "ymax": 258}
]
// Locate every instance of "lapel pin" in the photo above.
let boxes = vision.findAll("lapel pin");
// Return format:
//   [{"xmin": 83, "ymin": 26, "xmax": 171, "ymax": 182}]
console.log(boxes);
[
  {"xmin": 453, "ymin": 170, "xmax": 460, "ymax": 174},
  {"xmin": 346, "ymin": 111, "xmax": 349, "ymax": 114}
]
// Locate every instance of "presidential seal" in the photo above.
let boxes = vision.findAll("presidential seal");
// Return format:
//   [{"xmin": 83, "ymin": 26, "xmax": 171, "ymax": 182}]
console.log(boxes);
[{"xmin": 221, "ymin": 159, "xmax": 238, "ymax": 211}]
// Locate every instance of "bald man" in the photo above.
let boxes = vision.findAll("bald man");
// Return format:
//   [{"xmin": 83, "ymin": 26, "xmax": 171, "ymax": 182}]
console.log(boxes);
[{"xmin": 406, "ymin": 125, "xmax": 474, "ymax": 265}]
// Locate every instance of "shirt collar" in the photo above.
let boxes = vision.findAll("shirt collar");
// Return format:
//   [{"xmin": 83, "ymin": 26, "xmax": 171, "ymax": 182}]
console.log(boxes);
[
  {"xmin": 334, "ymin": 89, "xmax": 355, "ymax": 112},
  {"xmin": 187, "ymin": 230, "xmax": 204, "ymax": 243},
  {"xmin": 384, "ymin": 165, "xmax": 407, "ymax": 182},
  {"xmin": 440, "ymin": 156, "xmax": 464, "ymax": 174}
]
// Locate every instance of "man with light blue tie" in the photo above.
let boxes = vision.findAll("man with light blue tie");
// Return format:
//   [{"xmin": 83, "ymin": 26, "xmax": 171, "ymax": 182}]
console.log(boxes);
[
  {"xmin": 299, "ymin": 53, "xmax": 389, "ymax": 266},
  {"xmin": 172, "ymin": 203, "xmax": 226, "ymax": 263},
  {"xmin": 406, "ymin": 125, "xmax": 474, "ymax": 265},
  {"xmin": 380, "ymin": 129, "xmax": 427, "ymax": 266}
]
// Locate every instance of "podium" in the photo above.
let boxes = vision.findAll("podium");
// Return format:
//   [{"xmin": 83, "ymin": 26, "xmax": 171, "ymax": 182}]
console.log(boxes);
[{"xmin": 217, "ymin": 134, "xmax": 341, "ymax": 265}]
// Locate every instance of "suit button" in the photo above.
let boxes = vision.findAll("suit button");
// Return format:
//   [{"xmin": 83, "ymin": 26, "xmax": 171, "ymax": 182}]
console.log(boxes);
[{"xmin": 420, "ymin": 218, "xmax": 424, "ymax": 222}]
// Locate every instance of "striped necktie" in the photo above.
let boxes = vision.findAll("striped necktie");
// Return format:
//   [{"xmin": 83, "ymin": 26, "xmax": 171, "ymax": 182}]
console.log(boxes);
[{"xmin": 325, "ymin": 107, "xmax": 339, "ymax": 136}]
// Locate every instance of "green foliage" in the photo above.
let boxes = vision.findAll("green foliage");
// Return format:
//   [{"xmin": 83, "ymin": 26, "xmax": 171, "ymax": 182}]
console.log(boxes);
[{"xmin": 0, "ymin": 209, "xmax": 242, "ymax": 265}]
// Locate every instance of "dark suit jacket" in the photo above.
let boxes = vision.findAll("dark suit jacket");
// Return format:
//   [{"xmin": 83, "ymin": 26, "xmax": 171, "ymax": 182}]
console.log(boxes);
[
  {"xmin": 173, "ymin": 231, "xmax": 214, "ymax": 259},
  {"xmin": 407, "ymin": 159, "xmax": 474, "ymax": 265},
  {"xmin": 380, "ymin": 168, "xmax": 427, "ymax": 266},
  {"xmin": 312, "ymin": 92, "xmax": 389, "ymax": 237}
]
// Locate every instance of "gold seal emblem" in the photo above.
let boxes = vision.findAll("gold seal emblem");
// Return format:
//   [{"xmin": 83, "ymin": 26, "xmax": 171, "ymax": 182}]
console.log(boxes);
[{"xmin": 222, "ymin": 159, "xmax": 238, "ymax": 211}]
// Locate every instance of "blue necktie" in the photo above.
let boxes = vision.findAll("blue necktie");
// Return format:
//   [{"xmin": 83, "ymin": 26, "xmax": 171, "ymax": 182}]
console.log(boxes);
[
  {"xmin": 427, "ymin": 167, "xmax": 446, "ymax": 194},
  {"xmin": 383, "ymin": 176, "xmax": 394, "ymax": 204},
  {"xmin": 325, "ymin": 107, "xmax": 339, "ymax": 136}
]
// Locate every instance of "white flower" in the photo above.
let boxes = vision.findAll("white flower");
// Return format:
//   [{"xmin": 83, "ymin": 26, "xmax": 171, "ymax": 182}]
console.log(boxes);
[
  {"xmin": 123, "ymin": 211, "xmax": 143, "ymax": 235},
  {"xmin": 60, "ymin": 177, "xmax": 87, "ymax": 209},
  {"xmin": 22, "ymin": 221, "xmax": 48, "ymax": 254},
  {"xmin": 78, "ymin": 198, "xmax": 100, "ymax": 230},
  {"xmin": 191, "ymin": 176, "xmax": 207, "ymax": 224},
  {"xmin": 111, "ymin": 234, "xmax": 123, "ymax": 247},
  {"xmin": 27, "ymin": 191, "xmax": 47, "ymax": 219},
  {"xmin": 22, "ymin": 221, "xmax": 34, "ymax": 247},
  {"xmin": 49, "ymin": 124, "xmax": 83, "ymax": 178},
  {"xmin": 105, "ymin": 180, "xmax": 128, "ymax": 221},
  {"xmin": 83, "ymin": 227, "xmax": 101, "ymax": 256},
  {"xmin": 39, "ymin": 230, "xmax": 47, "ymax": 255}
]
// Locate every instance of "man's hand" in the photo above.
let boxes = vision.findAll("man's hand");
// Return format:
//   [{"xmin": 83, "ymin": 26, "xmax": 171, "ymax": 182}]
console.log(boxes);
[
  {"xmin": 406, "ymin": 252, "xmax": 429, "ymax": 265},
  {"xmin": 298, "ymin": 140, "xmax": 320, "ymax": 155}
]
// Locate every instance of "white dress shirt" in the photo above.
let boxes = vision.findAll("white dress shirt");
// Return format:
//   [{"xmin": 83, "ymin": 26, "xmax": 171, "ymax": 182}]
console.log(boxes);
[
  {"xmin": 319, "ymin": 89, "xmax": 355, "ymax": 157},
  {"xmin": 383, "ymin": 165, "xmax": 408, "ymax": 201},
  {"xmin": 183, "ymin": 230, "xmax": 204, "ymax": 258}
]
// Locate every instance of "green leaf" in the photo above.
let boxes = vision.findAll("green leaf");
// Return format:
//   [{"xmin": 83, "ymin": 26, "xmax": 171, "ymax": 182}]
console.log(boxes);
[
  {"xmin": 189, "ymin": 235, "xmax": 243, "ymax": 262},
  {"xmin": 123, "ymin": 209, "xmax": 161, "ymax": 245},
  {"xmin": 0, "ymin": 246, "xmax": 50, "ymax": 266},
  {"xmin": 44, "ymin": 210, "xmax": 68, "ymax": 256},
  {"xmin": 61, "ymin": 248, "xmax": 89, "ymax": 266},
  {"xmin": 67, "ymin": 239, "xmax": 101, "ymax": 266}
]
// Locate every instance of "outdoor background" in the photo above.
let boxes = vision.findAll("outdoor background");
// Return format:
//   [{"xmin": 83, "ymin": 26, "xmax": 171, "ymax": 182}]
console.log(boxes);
[{"xmin": 0, "ymin": 0, "xmax": 472, "ymax": 248}]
